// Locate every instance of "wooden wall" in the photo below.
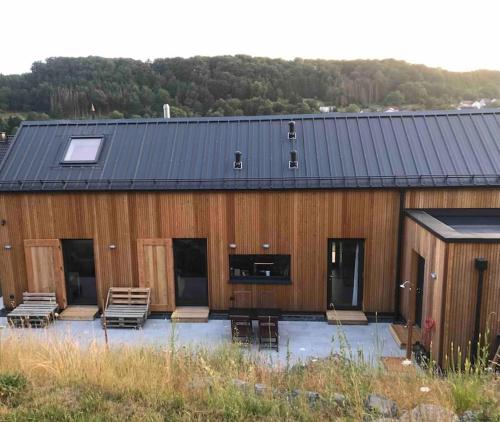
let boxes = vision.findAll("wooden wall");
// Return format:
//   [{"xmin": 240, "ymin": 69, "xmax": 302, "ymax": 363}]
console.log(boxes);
[
  {"xmin": 444, "ymin": 243, "xmax": 500, "ymax": 363},
  {"xmin": 400, "ymin": 217, "xmax": 448, "ymax": 363},
  {"xmin": 405, "ymin": 188, "xmax": 500, "ymax": 209},
  {"xmin": 0, "ymin": 190, "xmax": 400, "ymax": 313}
]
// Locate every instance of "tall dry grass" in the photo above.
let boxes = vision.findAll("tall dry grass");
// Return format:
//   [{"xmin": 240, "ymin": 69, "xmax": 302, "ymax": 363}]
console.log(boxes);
[{"xmin": 0, "ymin": 326, "xmax": 498, "ymax": 421}]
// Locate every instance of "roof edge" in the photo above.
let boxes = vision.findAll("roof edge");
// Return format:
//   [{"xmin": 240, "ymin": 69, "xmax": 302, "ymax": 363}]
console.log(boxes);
[{"xmin": 19, "ymin": 108, "xmax": 500, "ymax": 127}]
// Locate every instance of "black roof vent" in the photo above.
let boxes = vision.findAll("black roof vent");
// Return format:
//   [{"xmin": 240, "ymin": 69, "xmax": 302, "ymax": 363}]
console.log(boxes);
[
  {"xmin": 289, "ymin": 150, "xmax": 298, "ymax": 169},
  {"xmin": 233, "ymin": 151, "xmax": 243, "ymax": 170},
  {"xmin": 288, "ymin": 121, "xmax": 296, "ymax": 141}
]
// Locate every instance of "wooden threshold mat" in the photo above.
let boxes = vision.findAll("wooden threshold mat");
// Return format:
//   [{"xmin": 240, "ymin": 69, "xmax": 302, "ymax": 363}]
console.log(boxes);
[
  {"xmin": 59, "ymin": 306, "xmax": 99, "ymax": 321},
  {"xmin": 326, "ymin": 310, "xmax": 368, "ymax": 325},
  {"xmin": 171, "ymin": 306, "xmax": 209, "ymax": 323},
  {"xmin": 389, "ymin": 323, "xmax": 422, "ymax": 349}
]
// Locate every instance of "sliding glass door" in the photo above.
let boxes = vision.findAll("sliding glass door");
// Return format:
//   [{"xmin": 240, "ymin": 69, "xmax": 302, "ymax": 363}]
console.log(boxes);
[{"xmin": 327, "ymin": 239, "xmax": 364, "ymax": 310}]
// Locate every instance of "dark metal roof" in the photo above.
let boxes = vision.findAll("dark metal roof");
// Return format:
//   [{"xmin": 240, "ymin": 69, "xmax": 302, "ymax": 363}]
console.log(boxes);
[
  {"xmin": 0, "ymin": 137, "xmax": 12, "ymax": 166},
  {"xmin": 2, "ymin": 109, "xmax": 500, "ymax": 192}
]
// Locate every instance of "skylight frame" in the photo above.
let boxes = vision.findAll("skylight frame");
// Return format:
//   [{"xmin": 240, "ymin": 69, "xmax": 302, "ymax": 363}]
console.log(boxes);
[{"xmin": 61, "ymin": 136, "xmax": 104, "ymax": 164}]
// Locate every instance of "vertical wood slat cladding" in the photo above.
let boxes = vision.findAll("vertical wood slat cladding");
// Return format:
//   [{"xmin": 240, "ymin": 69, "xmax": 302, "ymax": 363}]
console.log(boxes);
[
  {"xmin": 137, "ymin": 239, "xmax": 175, "ymax": 312},
  {"xmin": 405, "ymin": 188, "xmax": 500, "ymax": 209},
  {"xmin": 444, "ymin": 243, "xmax": 500, "ymax": 363},
  {"xmin": 0, "ymin": 190, "xmax": 400, "ymax": 313},
  {"xmin": 23, "ymin": 239, "xmax": 67, "ymax": 309},
  {"xmin": 400, "ymin": 218, "xmax": 447, "ymax": 363}
]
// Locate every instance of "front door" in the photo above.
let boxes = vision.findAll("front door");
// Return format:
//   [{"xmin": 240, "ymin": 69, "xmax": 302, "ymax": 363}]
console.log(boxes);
[
  {"xmin": 173, "ymin": 239, "xmax": 208, "ymax": 306},
  {"xmin": 415, "ymin": 254, "xmax": 425, "ymax": 327},
  {"xmin": 327, "ymin": 239, "xmax": 364, "ymax": 310},
  {"xmin": 61, "ymin": 239, "xmax": 97, "ymax": 306}
]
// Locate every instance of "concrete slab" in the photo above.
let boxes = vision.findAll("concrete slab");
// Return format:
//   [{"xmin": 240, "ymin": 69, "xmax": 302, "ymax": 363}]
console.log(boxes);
[{"xmin": 0, "ymin": 315, "xmax": 404, "ymax": 365}]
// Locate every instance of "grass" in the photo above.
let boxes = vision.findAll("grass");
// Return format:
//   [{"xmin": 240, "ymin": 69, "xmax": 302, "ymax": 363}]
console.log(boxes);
[{"xmin": 0, "ymin": 328, "xmax": 497, "ymax": 421}]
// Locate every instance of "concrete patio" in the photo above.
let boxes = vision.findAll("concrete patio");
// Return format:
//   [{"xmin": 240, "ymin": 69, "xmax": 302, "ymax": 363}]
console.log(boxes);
[{"xmin": 0, "ymin": 312, "xmax": 404, "ymax": 365}]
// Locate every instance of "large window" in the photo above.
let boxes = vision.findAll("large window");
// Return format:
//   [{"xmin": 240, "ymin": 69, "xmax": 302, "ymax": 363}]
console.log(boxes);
[
  {"xmin": 63, "ymin": 137, "xmax": 103, "ymax": 163},
  {"xmin": 229, "ymin": 254, "xmax": 291, "ymax": 284}
]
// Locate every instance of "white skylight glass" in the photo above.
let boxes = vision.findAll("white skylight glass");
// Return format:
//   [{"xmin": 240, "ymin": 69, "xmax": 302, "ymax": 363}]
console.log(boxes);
[{"xmin": 63, "ymin": 137, "xmax": 102, "ymax": 162}]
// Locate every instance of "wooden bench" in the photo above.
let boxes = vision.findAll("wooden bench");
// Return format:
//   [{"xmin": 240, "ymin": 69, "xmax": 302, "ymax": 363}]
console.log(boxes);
[
  {"xmin": 7, "ymin": 292, "xmax": 59, "ymax": 328},
  {"xmin": 101, "ymin": 287, "xmax": 151, "ymax": 329}
]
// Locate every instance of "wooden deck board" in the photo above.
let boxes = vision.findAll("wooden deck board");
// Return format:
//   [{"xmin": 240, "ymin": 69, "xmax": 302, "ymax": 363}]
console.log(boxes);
[
  {"xmin": 326, "ymin": 310, "xmax": 368, "ymax": 325},
  {"xmin": 59, "ymin": 306, "xmax": 99, "ymax": 321},
  {"xmin": 171, "ymin": 306, "xmax": 209, "ymax": 323},
  {"xmin": 389, "ymin": 323, "xmax": 422, "ymax": 349}
]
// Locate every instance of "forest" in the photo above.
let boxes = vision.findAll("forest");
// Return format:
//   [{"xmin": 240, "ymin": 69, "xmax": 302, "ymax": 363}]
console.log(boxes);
[{"xmin": 1, "ymin": 55, "xmax": 500, "ymax": 134}]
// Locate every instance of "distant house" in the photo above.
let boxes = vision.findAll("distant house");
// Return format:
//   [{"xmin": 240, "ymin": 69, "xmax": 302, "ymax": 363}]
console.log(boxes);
[
  {"xmin": 457, "ymin": 98, "xmax": 497, "ymax": 110},
  {"xmin": 0, "ymin": 109, "xmax": 499, "ymax": 365}
]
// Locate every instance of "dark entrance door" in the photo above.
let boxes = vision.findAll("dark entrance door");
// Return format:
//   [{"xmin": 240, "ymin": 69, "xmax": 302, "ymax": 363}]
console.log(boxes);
[
  {"xmin": 415, "ymin": 254, "xmax": 425, "ymax": 327},
  {"xmin": 327, "ymin": 239, "xmax": 364, "ymax": 310},
  {"xmin": 61, "ymin": 239, "xmax": 97, "ymax": 306},
  {"xmin": 173, "ymin": 239, "xmax": 208, "ymax": 306}
]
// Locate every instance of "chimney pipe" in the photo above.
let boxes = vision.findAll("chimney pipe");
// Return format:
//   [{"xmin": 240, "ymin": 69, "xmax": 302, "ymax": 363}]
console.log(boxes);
[
  {"xmin": 163, "ymin": 104, "xmax": 171, "ymax": 119},
  {"xmin": 0, "ymin": 132, "xmax": 6, "ymax": 141}
]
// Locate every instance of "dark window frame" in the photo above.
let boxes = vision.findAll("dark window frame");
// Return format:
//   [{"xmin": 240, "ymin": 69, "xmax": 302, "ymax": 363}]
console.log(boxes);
[
  {"xmin": 229, "ymin": 254, "xmax": 292, "ymax": 285},
  {"xmin": 61, "ymin": 136, "xmax": 105, "ymax": 164}
]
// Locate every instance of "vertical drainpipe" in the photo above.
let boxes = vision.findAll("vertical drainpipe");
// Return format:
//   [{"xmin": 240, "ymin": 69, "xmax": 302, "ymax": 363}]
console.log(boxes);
[
  {"xmin": 472, "ymin": 257, "xmax": 488, "ymax": 361},
  {"xmin": 393, "ymin": 189, "xmax": 406, "ymax": 321}
]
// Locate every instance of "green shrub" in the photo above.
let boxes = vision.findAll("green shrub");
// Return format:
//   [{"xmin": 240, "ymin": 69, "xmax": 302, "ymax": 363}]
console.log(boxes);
[{"xmin": 0, "ymin": 372, "xmax": 28, "ymax": 403}]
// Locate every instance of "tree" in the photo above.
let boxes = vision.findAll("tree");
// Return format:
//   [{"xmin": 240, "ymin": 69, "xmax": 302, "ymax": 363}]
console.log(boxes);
[
  {"xmin": 344, "ymin": 103, "xmax": 361, "ymax": 113},
  {"xmin": 384, "ymin": 90, "xmax": 405, "ymax": 106}
]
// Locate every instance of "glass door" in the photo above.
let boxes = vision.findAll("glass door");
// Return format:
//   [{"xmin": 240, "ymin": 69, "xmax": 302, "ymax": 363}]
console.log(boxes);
[
  {"xmin": 173, "ymin": 239, "xmax": 208, "ymax": 306},
  {"xmin": 61, "ymin": 239, "xmax": 97, "ymax": 306},
  {"xmin": 327, "ymin": 239, "xmax": 364, "ymax": 310}
]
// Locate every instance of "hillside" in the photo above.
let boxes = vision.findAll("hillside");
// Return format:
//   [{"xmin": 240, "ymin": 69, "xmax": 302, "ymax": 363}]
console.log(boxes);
[{"xmin": 1, "ymin": 55, "xmax": 500, "ymax": 134}]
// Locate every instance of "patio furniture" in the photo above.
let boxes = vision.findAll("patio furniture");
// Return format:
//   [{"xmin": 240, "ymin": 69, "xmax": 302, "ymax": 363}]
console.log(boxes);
[
  {"xmin": 258, "ymin": 315, "xmax": 279, "ymax": 351},
  {"xmin": 230, "ymin": 314, "xmax": 253, "ymax": 343},
  {"xmin": 7, "ymin": 292, "xmax": 59, "ymax": 328},
  {"xmin": 101, "ymin": 287, "xmax": 151, "ymax": 329}
]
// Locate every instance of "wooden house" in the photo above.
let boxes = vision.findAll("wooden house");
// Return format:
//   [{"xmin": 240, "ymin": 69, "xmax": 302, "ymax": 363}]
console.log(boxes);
[{"xmin": 0, "ymin": 109, "xmax": 498, "ymax": 364}]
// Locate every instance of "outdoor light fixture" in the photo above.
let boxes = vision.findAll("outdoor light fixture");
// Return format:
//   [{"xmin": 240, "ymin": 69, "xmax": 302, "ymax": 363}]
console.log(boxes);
[
  {"xmin": 4, "ymin": 245, "xmax": 12, "ymax": 250},
  {"xmin": 108, "ymin": 244, "xmax": 117, "ymax": 250},
  {"xmin": 430, "ymin": 272, "xmax": 437, "ymax": 279},
  {"xmin": 229, "ymin": 243, "xmax": 237, "ymax": 249},
  {"xmin": 262, "ymin": 243, "xmax": 270, "ymax": 249},
  {"xmin": 399, "ymin": 280, "xmax": 410, "ymax": 289}
]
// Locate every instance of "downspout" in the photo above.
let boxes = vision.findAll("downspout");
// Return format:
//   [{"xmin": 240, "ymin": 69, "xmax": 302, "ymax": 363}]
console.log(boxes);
[
  {"xmin": 393, "ymin": 189, "xmax": 406, "ymax": 321},
  {"xmin": 472, "ymin": 257, "xmax": 487, "ymax": 361}
]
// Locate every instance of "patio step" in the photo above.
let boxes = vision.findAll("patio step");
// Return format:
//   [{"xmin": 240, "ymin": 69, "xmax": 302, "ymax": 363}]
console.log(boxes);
[
  {"xmin": 326, "ymin": 310, "xmax": 368, "ymax": 325},
  {"xmin": 389, "ymin": 323, "xmax": 422, "ymax": 349},
  {"xmin": 58, "ymin": 305, "xmax": 99, "ymax": 321},
  {"xmin": 171, "ymin": 306, "xmax": 209, "ymax": 323}
]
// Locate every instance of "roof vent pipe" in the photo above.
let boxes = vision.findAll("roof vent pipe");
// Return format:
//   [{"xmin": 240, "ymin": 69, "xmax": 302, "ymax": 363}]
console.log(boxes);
[
  {"xmin": 163, "ymin": 104, "xmax": 171, "ymax": 119},
  {"xmin": 233, "ymin": 151, "xmax": 243, "ymax": 170},
  {"xmin": 288, "ymin": 121, "xmax": 296, "ymax": 140},
  {"xmin": 289, "ymin": 150, "xmax": 298, "ymax": 169}
]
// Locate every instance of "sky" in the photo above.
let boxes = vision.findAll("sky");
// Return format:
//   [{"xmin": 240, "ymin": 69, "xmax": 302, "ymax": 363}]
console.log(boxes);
[{"xmin": 2, "ymin": 0, "xmax": 500, "ymax": 75}]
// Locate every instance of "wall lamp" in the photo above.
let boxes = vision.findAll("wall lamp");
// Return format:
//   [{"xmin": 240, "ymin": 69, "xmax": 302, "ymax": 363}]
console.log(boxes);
[
  {"xmin": 399, "ymin": 280, "xmax": 410, "ymax": 289},
  {"xmin": 228, "ymin": 243, "xmax": 237, "ymax": 249},
  {"xmin": 108, "ymin": 244, "xmax": 117, "ymax": 250},
  {"xmin": 4, "ymin": 245, "xmax": 12, "ymax": 250},
  {"xmin": 262, "ymin": 243, "xmax": 270, "ymax": 249},
  {"xmin": 430, "ymin": 272, "xmax": 437, "ymax": 280}
]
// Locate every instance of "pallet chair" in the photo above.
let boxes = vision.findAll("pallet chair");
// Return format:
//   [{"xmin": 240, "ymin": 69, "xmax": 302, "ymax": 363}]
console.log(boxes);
[
  {"xmin": 258, "ymin": 315, "xmax": 279, "ymax": 351},
  {"xmin": 7, "ymin": 292, "xmax": 59, "ymax": 328},
  {"xmin": 101, "ymin": 287, "xmax": 151, "ymax": 329}
]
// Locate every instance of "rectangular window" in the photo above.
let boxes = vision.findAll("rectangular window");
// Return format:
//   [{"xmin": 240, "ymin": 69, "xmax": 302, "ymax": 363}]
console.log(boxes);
[
  {"xmin": 63, "ymin": 137, "xmax": 103, "ymax": 163},
  {"xmin": 229, "ymin": 254, "xmax": 291, "ymax": 284}
]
